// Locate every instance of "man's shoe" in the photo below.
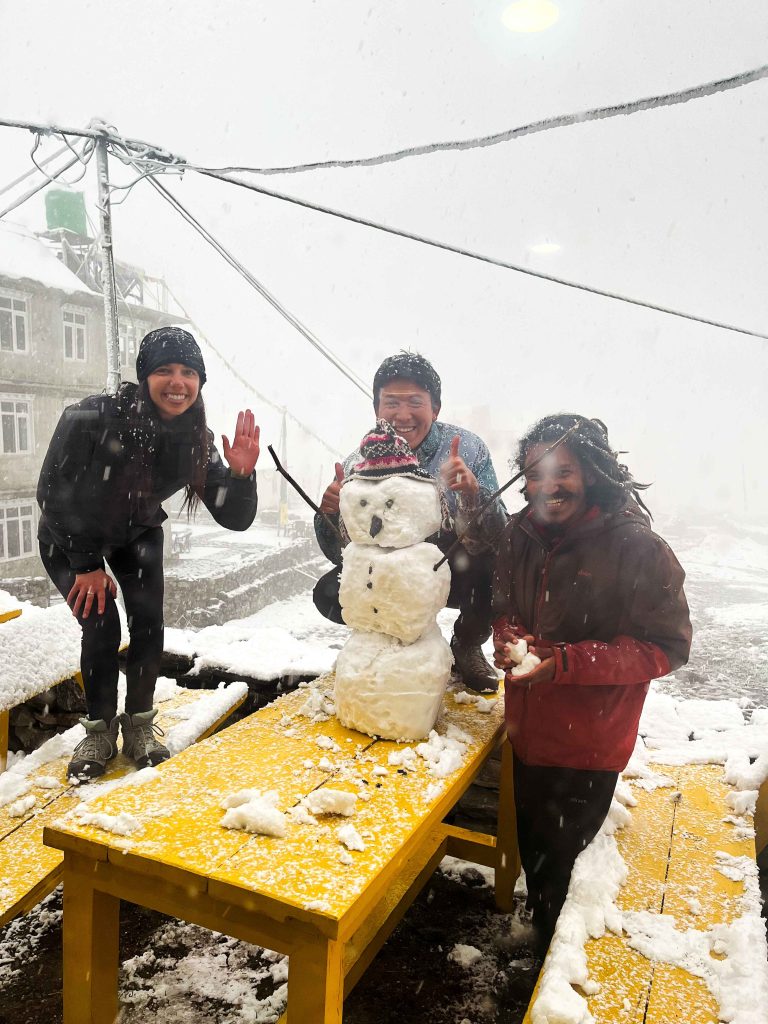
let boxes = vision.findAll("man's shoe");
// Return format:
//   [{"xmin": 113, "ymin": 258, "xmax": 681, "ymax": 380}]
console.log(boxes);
[
  {"xmin": 451, "ymin": 638, "xmax": 500, "ymax": 693},
  {"xmin": 120, "ymin": 709, "xmax": 170, "ymax": 768},
  {"xmin": 67, "ymin": 717, "xmax": 119, "ymax": 781}
]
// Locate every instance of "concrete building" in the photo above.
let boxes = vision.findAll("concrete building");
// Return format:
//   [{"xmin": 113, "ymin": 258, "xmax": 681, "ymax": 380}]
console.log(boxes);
[{"xmin": 0, "ymin": 217, "xmax": 180, "ymax": 587}]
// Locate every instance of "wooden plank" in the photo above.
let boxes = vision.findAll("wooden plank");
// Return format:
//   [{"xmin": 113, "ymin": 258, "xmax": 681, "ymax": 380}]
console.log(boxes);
[{"xmin": 1, "ymin": 684, "xmax": 246, "ymax": 926}]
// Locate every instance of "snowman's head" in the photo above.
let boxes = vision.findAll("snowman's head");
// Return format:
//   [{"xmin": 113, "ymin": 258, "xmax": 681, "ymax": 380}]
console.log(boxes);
[
  {"xmin": 340, "ymin": 474, "xmax": 441, "ymax": 547},
  {"xmin": 339, "ymin": 420, "xmax": 442, "ymax": 547}
]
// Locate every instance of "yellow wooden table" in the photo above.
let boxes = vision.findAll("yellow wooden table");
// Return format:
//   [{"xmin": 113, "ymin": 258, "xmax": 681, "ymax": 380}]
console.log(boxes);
[{"xmin": 44, "ymin": 675, "xmax": 519, "ymax": 1024}]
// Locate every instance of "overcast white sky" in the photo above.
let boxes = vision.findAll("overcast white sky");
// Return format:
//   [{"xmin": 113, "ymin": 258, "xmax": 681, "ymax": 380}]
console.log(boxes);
[{"xmin": 2, "ymin": 0, "xmax": 767, "ymax": 517}]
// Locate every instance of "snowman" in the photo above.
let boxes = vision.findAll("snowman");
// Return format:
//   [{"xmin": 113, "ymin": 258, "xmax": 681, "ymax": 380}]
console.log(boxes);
[{"xmin": 333, "ymin": 421, "xmax": 453, "ymax": 741}]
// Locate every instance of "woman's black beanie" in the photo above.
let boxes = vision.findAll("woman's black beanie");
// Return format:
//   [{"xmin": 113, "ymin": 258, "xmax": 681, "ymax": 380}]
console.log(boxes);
[
  {"xmin": 136, "ymin": 327, "xmax": 207, "ymax": 385},
  {"xmin": 372, "ymin": 351, "xmax": 441, "ymax": 410}
]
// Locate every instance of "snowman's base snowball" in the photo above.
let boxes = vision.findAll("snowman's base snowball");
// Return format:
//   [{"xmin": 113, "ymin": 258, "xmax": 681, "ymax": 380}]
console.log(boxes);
[
  {"xmin": 339, "ymin": 542, "xmax": 451, "ymax": 644},
  {"xmin": 335, "ymin": 624, "xmax": 453, "ymax": 741}
]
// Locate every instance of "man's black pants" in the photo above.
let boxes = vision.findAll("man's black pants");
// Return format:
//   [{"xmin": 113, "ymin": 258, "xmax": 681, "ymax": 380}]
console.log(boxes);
[
  {"xmin": 513, "ymin": 753, "xmax": 618, "ymax": 943},
  {"xmin": 313, "ymin": 542, "xmax": 494, "ymax": 646},
  {"xmin": 40, "ymin": 527, "xmax": 165, "ymax": 723}
]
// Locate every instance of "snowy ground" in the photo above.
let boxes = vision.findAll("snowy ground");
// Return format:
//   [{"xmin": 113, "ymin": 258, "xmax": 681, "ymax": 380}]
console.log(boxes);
[{"xmin": 0, "ymin": 513, "xmax": 766, "ymax": 1024}]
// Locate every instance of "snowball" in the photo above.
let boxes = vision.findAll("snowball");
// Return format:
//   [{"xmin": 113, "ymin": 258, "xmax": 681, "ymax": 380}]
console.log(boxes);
[
  {"xmin": 448, "ymin": 944, "xmax": 484, "ymax": 967},
  {"xmin": 339, "ymin": 542, "xmax": 450, "ymax": 643},
  {"xmin": 340, "ymin": 475, "xmax": 442, "ymax": 548},
  {"xmin": 337, "ymin": 823, "xmax": 365, "ymax": 851},
  {"xmin": 220, "ymin": 789, "xmax": 286, "ymax": 838},
  {"xmin": 335, "ymin": 625, "xmax": 453, "ymax": 741},
  {"xmin": 510, "ymin": 651, "xmax": 541, "ymax": 677},
  {"xmin": 504, "ymin": 637, "xmax": 528, "ymax": 664},
  {"xmin": 302, "ymin": 789, "xmax": 357, "ymax": 817}
]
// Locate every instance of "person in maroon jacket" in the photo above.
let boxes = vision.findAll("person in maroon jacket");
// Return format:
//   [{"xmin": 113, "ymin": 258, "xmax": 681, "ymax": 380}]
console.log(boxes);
[{"xmin": 490, "ymin": 414, "xmax": 692, "ymax": 948}]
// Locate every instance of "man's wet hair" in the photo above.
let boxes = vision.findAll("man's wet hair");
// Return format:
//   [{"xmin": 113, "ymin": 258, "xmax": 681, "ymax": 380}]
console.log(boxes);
[
  {"xmin": 516, "ymin": 413, "xmax": 653, "ymax": 518},
  {"xmin": 373, "ymin": 351, "xmax": 441, "ymax": 412}
]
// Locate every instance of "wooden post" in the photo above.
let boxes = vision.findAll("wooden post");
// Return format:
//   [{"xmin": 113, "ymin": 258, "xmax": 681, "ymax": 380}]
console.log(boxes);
[
  {"xmin": 495, "ymin": 738, "xmax": 521, "ymax": 911},
  {"xmin": 95, "ymin": 136, "xmax": 121, "ymax": 397}
]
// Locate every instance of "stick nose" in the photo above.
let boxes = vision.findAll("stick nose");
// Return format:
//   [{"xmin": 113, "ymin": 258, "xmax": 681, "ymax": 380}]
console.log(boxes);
[{"xmin": 369, "ymin": 515, "xmax": 383, "ymax": 538}]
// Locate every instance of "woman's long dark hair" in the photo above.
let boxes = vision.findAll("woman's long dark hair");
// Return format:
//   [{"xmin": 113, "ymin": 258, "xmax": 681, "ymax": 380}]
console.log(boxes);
[
  {"xmin": 119, "ymin": 380, "xmax": 210, "ymax": 517},
  {"xmin": 516, "ymin": 414, "xmax": 653, "ymax": 519}
]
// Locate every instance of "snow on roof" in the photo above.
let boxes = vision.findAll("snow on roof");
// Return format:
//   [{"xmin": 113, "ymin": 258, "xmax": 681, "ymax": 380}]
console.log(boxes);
[{"xmin": 0, "ymin": 222, "xmax": 97, "ymax": 296}]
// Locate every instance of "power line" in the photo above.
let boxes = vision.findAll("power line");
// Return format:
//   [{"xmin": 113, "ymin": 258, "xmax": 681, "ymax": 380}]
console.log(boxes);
[
  {"xmin": 188, "ymin": 63, "xmax": 768, "ymax": 176},
  {"xmin": 0, "ymin": 142, "xmax": 94, "ymax": 221},
  {"xmin": 132, "ymin": 165, "xmax": 373, "ymax": 399},
  {"xmin": 0, "ymin": 141, "xmax": 72, "ymax": 198},
  {"xmin": 195, "ymin": 167, "xmax": 768, "ymax": 342},
  {"xmin": 159, "ymin": 281, "xmax": 344, "ymax": 458}
]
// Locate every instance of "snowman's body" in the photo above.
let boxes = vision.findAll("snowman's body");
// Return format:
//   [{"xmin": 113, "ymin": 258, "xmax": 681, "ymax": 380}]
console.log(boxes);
[{"xmin": 334, "ymin": 473, "xmax": 453, "ymax": 741}]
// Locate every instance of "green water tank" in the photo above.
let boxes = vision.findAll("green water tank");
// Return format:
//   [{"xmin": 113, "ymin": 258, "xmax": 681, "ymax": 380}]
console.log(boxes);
[{"xmin": 45, "ymin": 190, "xmax": 87, "ymax": 236}]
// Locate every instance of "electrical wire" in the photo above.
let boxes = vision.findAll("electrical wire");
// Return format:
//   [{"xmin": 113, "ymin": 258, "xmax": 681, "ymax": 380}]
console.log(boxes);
[
  {"xmin": 130, "ymin": 164, "xmax": 374, "ymax": 398},
  {"xmin": 194, "ymin": 167, "xmax": 768, "ymax": 342},
  {"xmin": 0, "ymin": 143, "xmax": 94, "ymax": 221},
  {"xmin": 187, "ymin": 63, "xmax": 768, "ymax": 176}
]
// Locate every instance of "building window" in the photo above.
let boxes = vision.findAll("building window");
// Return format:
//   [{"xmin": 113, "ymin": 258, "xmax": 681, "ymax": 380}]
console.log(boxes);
[
  {"xmin": 0, "ymin": 397, "xmax": 32, "ymax": 454},
  {"xmin": 119, "ymin": 320, "xmax": 145, "ymax": 366},
  {"xmin": 0, "ymin": 293, "xmax": 29, "ymax": 353},
  {"xmin": 0, "ymin": 503, "xmax": 35, "ymax": 562},
  {"xmin": 63, "ymin": 308, "xmax": 87, "ymax": 360}
]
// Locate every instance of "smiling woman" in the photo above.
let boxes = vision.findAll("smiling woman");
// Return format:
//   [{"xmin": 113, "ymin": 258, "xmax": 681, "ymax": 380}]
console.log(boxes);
[{"xmin": 36, "ymin": 326, "xmax": 261, "ymax": 783}]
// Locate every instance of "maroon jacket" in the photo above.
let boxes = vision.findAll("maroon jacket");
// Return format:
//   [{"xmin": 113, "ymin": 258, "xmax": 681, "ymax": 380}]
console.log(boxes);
[{"xmin": 492, "ymin": 505, "xmax": 691, "ymax": 772}]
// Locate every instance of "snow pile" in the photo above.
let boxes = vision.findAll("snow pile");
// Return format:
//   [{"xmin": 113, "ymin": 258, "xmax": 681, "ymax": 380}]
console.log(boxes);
[
  {"xmin": 415, "ymin": 725, "xmax": 472, "ymax": 778},
  {"xmin": 0, "ymin": 602, "xmax": 128, "ymax": 711},
  {"xmin": 220, "ymin": 789, "xmax": 286, "ymax": 838},
  {"xmin": 337, "ymin": 823, "xmax": 365, "ymax": 851},
  {"xmin": 301, "ymin": 788, "xmax": 357, "ymax": 817},
  {"xmin": 0, "ymin": 223, "xmax": 96, "ymax": 294}
]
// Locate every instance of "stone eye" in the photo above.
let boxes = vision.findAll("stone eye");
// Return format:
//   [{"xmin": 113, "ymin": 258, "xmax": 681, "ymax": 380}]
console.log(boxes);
[
  {"xmin": 360, "ymin": 499, "xmax": 368, "ymax": 507},
  {"xmin": 385, "ymin": 499, "xmax": 394, "ymax": 509}
]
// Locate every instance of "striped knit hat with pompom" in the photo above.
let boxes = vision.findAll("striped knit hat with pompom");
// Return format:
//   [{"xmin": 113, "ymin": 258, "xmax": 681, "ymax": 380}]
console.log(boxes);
[{"xmin": 351, "ymin": 420, "xmax": 433, "ymax": 481}]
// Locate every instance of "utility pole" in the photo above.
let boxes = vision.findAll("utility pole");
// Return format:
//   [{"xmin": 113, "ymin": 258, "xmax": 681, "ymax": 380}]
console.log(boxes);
[{"xmin": 95, "ymin": 136, "xmax": 121, "ymax": 396}]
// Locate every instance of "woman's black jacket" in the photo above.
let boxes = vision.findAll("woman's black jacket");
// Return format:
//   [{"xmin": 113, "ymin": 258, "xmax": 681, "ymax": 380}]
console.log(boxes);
[{"xmin": 37, "ymin": 385, "xmax": 258, "ymax": 572}]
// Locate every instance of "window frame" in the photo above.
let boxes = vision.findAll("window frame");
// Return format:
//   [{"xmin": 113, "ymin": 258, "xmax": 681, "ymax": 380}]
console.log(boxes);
[
  {"xmin": 62, "ymin": 305, "xmax": 88, "ymax": 362},
  {"xmin": 0, "ymin": 393, "xmax": 33, "ymax": 455},
  {"xmin": 0, "ymin": 289, "xmax": 30, "ymax": 355},
  {"xmin": 0, "ymin": 500, "xmax": 36, "ymax": 562}
]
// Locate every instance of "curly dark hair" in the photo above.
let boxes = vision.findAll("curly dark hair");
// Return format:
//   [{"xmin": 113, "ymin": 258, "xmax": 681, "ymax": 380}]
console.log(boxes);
[{"xmin": 516, "ymin": 413, "xmax": 652, "ymax": 518}]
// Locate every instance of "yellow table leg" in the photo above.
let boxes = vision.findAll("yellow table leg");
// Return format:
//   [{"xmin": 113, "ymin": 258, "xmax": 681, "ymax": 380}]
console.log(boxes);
[
  {"xmin": 286, "ymin": 935, "xmax": 344, "ymax": 1024},
  {"xmin": 0, "ymin": 709, "xmax": 9, "ymax": 774},
  {"xmin": 495, "ymin": 738, "xmax": 521, "ymax": 911},
  {"xmin": 62, "ymin": 855, "xmax": 120, "ymax": 1024}
]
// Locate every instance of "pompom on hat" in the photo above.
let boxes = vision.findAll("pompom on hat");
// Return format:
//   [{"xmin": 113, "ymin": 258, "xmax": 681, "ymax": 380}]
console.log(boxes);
[
  {"xmin": 136, "ymin": 326, "xmax": 207, "ymax": 385},
  {"xmin": 350, "ymin": 420, "xmax": 433, "ymax": 482}
]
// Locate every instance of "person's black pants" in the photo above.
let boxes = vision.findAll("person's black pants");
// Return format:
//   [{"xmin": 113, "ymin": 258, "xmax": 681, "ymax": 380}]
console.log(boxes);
[
  {"xmin": 512, "ymin": 754, "xmax": 618, "ymax": 942},
  {"xmin": 40, "ymin": 527, "xmax": 165, "ymax": 723},
  {"xmin": 312, "ymin": 542, "xmax": 494, "ymax": 646}
]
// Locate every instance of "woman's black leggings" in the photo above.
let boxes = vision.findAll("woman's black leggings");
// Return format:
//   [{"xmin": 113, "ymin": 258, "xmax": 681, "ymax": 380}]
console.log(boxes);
[{"xmin": 40, "ymin": 527, "xmax": 165, "ymax": 723}]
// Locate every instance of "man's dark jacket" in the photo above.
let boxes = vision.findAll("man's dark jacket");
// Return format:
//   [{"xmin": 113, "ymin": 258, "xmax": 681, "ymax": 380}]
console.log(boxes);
[
  {"xmin": 37, "ymin": 386, "xmax": 258, "ymax": 572},
  {"xmin": 492, "ymin": 504, "xmax": 692, "ymax": 772}
]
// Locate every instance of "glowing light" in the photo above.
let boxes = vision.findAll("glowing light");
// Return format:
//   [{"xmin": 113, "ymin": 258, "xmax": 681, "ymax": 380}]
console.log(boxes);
[
  {"xmin": 502, "ymin": 1, "xmax": 560, "ymax": 33},
  {"xmin": 528, "ymin": 241, "xmax": 562, "ymax": 255}
]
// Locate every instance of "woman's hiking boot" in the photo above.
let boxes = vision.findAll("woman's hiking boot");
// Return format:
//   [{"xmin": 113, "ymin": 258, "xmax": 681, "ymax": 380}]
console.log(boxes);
[
  {"xmin": 67, "ymin": 717, "xmax": 119, "ymax": 781},
  {"xmin": 120, "ymin": 709, "xmax": 170, "ymax": 768}
]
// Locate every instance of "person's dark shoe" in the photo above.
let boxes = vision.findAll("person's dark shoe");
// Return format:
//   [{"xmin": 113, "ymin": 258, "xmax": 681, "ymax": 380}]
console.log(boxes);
[
  {"xmin": 451, "ymin": 638, "xmax": 500, "ymax": 693},
  {"xmin": 67, "ymin": 717, "xmax": 119, "ymax": 781},
  {"xmin": 120, "ymin": 709, "xmax": 170, "ymax": 768}
]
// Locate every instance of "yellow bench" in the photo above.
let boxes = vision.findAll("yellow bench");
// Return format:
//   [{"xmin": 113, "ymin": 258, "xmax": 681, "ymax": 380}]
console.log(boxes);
[
  {"xmin": 1, "ymin": 679, "xmax": 248, "ymax": 927},
  {"xmin": 524, "ymin": 762, "xmax": 765, "ymax": 1023},
  {"xmin": 44, "ymin": 675, "xmax": 520, "ymax": 1024}
]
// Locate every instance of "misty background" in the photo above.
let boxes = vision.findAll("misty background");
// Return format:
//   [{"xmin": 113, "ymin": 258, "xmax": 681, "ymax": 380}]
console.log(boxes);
[{"xmin": 2, "ymin": 0, "xmax": 767, "ymax": 520}]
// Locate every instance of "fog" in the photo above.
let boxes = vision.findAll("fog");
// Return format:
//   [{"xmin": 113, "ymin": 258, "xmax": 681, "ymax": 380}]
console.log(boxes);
[{"xmin": 2, "ymin": 0, "xmax": 767, "ymax": 519}]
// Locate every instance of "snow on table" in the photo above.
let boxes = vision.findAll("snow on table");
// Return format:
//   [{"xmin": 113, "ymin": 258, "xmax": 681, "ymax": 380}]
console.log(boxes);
[
  {"xmin": 0, "ymin": 602, "xmax": 128, "ymax": 712},
  {"xmin": 44, "ymin": 675, "xmax": 505, "ymax": 924},
  {"xmin": 527, "ymin": 688, "xmax": 768, "ymax": 1024}
]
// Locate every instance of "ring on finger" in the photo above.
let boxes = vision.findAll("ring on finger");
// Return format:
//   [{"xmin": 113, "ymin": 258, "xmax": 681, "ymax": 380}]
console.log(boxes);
[{"xmin": 86, "ymin": 587, "xmax": 94, "ymax": 595}]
